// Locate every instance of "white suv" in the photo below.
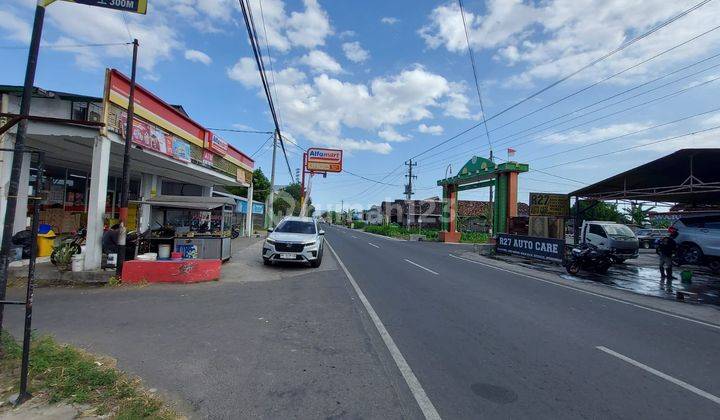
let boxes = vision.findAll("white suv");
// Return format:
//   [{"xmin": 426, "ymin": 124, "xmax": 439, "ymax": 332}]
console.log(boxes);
[
  {"xmin": 671, "ymin": 213, "xmax": 720, "ymax": 271},
  {"xmin": 262, "ymin": 216, "xmax": 325, "ymax": 267}
]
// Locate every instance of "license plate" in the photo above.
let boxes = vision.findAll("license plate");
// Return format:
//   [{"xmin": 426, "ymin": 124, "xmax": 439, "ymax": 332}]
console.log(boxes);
[{"xmin": 279, "ymin": 253, "xmax": 295, "ymax": 259}]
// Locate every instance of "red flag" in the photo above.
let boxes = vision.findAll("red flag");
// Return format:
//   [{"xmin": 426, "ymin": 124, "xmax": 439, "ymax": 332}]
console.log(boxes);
[{"xmin": 507, "ymin": 148, "xmax": 516, "ymax": 158}]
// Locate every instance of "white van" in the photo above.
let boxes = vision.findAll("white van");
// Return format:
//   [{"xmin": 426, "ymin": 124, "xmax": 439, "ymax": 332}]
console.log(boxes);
[{"xmin": 581, "ymin": 221, "xmax": 639, "ymax": 262}]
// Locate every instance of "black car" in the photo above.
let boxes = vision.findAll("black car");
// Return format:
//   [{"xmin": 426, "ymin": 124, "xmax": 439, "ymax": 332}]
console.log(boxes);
[{"xmin": 635, "ymin": 228, "xmax": 666, "ymax": 249}]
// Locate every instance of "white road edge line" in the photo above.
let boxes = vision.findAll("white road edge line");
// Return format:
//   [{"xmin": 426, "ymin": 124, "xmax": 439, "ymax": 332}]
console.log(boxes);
[
  {"xmin": 326, "ymin": 241, "xmax": 441, "ymax": 420},
  {"xmin": 368, "ymin": 242, "xmax": 380, "ymax": 248},
  {"xmin": 404, "ymin": 259, "xmax": 439, "ymax": 275},
  {"xmin": 596, "ymin": 346, "xmax": 720, "ymax": 405},
  {"xmin": 448, "ymin": 253, "xmax": 720, "ymax": 331},
  {"xmin": 351, "ymin": 235, "xmax": 358, "ymax": 239}
]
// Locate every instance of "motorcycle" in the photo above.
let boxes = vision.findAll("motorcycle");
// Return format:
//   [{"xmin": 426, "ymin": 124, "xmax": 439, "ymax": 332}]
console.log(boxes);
[
  {"xmin": 231, "ymin": 224, "xmax": 241, "ymax": 239},
  {"xmin": 50, "ymin": 228, "xmax": 86, "ymax": 266},
  {"xmin": 564, "ymin": 243, "xmax": 613, "ymax": 275}
]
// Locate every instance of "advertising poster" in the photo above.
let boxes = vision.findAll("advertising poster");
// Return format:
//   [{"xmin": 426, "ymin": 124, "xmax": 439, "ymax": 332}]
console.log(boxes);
[
  {"xmin": 172, "ymin": 137, "xmax": 191, "ymax": 163},
  {"xmin": 496, "ymin": 234, "xmax": 565, "ymax": 262}
]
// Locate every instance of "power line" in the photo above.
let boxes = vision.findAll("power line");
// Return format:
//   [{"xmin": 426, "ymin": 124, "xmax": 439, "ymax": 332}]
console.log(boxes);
[
  {"xmin": 0, "ymin": 42, "xmax": 132, "ymax": 50},
  {"xmin": 238, "ymin": 0, "xmax": 294, "ymax": 182},
  {"xmin": 207, "ymin": 127, "xmax": 274, "ymax": 134},
  {"xmin": 457, "ymin": 0, "xmax": 492, "ymax": 152},
  {"xmin": 251, "ymin": 133, "xmax": 274, "ymax": 157},
  {"xmin": 408, "ymin": 0, "xmax": 715, "ymax": 161},
  {"xmin": 257, "ymin": 0, "xmax": 284, "ymax": 132},
  {"xmin": 537, "ymin": 124, "xmax": 720, "ymax": 171},
  {"xmin": 418, "ymin": 67, "xmax": 720, "ymax": 171}
]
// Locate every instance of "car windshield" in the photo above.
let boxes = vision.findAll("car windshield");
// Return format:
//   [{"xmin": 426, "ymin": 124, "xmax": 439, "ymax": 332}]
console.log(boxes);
[
  {"xmin": 604, "ymin": 224, "xmax": 635, "ymax": 237},
  {"xmin": 275, "ymin": 220, "xmax": 316, "ymax": 234}
]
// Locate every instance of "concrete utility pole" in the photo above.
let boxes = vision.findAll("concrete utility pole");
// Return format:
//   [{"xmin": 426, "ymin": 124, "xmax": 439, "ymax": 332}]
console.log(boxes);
[
  {"xmin": 405, "ymin": 159, "xmax": 417, "ymax": 228},
  {"xmin": 405, "ymin": 159, "xmax": 417, "ymax": 200},
  {"xmin": 266, "ymin": 130, "xmax": 278, "ymax": 228}
]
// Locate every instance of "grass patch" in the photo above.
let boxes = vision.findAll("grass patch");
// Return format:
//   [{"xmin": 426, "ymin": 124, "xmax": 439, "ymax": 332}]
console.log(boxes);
[
  {"xmin": 364, "ymin": 225, "xmax": 490, "ymax": 243},
  {"xmin": 0, "ymin": 332, "xmax": 178, "ymax": 419}
]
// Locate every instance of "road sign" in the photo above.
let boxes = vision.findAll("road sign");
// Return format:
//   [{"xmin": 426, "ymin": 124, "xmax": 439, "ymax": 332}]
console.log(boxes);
[
  {"xmin": 529, "ymin": 192, "xmax": 569, "ymax": 217},
  {"xmin": 59, "ymin": 0, "xmax": 148, "ymax": 14},
  {"xmin": 306, "ymin": 147, "xmax": 342, "ymax": 173}
]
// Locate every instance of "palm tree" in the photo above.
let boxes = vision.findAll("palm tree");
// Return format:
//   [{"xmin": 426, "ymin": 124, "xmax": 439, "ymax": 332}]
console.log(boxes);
[{"xmin": 624, "ymin": 202, "xmax": 655, "ymax": 226}]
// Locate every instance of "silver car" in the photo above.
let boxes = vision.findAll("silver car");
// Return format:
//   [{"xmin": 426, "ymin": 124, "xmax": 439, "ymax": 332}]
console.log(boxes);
[
  {"xmin": 262, "ymin": 216, "xmax": 325, "ymax": 267},
  {"xmin": 671, "ymin": 213, "xmax": 720, "ymax": 271}
]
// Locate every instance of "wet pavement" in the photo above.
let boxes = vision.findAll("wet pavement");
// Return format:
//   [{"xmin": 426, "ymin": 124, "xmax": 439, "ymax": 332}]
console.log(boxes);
[{"xmin": 492, "ymin": 249, "xmax": 720, "ymax": 306}]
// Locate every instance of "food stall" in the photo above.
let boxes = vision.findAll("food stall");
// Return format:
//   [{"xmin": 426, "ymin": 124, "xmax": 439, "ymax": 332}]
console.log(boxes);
[{"xmin": 133, "ymin": 196, "xmax": 235, "ymax": 261}]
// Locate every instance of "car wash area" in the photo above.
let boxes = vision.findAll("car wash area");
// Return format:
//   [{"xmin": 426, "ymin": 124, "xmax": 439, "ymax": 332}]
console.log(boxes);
[
  {"xmin": 0, "ymin": 69, "xmax": 256, "ymax": 282},
  {"xmin": 492, "ymin": 149, "xmax": 720, "ymax": 306}
]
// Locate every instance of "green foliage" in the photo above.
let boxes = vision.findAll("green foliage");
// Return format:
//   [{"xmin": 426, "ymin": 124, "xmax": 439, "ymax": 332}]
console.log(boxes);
[
  {"xmin": 364, "ymin": 225, "xmax": 439, "ymax": 240},
  {"xmin": 572, "ymin": 201, "xmax": 626, "ymax": 223},
  {"xmin": 352, "ymin": 221, "xmax": 367, "ymax": 229},
  {"xmin": 460, "ymin": 232, "xmax": 490, "ymax": 243},
  {"xmin": 624, "ymin": 203, "xmax": 655, "ymax": 226},
  {"xmin": 0, "ymin": 334, "xmax": 176, "ymax": 419},
  {"xmin": 224, "ymin": 169, "xmax": 272, "ymax": 203}
]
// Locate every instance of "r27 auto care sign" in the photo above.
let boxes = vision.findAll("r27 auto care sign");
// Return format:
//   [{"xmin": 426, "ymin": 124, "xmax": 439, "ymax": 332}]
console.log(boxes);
[
  {"xmin": 496, "ymin": 234, "xmax": 565, "ymax": 262},
  {"xmin": 306, "ymin": 148, "xmax": 343, "ymax": 173}
]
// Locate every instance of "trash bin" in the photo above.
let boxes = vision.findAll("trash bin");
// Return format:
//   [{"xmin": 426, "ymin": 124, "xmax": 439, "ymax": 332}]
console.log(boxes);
[
  {"xmin": 71, "ymin": 253, "xmax": 84, "ymax": 272},
  {"xmin": 37, "ymin": 230, "xmax": 57, "ymax": 257}
]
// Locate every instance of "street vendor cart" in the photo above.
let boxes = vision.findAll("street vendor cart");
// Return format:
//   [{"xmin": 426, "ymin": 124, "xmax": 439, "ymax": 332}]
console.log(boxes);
[{"xmin": 133, "ymin": 196, "xmax": 235, "ymax": 261}]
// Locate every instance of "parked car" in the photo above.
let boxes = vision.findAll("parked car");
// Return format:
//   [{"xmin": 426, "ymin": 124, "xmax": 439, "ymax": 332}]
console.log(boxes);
[
  {"xmin": 670, "ymin": 213, "xmax": 720, "ymax": 272},
  {"xmin": 580, "ymin": 221, "xmax": 639, "ymax": 263},
  {"xmin": 635, "ymin": 228, "xmax": 666, "ymax": 249},
  {"xmin": 262, "ymin": 216, "xmax": 325, "ymax": 267}
]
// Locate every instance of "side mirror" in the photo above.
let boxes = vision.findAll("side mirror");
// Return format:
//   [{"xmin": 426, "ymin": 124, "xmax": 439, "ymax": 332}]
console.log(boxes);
[
  {"xmin": 319, "ymin": 230, "xmax": 325, "ymax": 235},
  {"xmin": 267, "ymin": 228, "xmax": 274, "ymax": 233}
]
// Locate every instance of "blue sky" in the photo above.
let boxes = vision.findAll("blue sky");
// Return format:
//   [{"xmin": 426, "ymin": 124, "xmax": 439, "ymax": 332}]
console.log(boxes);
[{"xmin": 2, "ymin": 0, "xmax": 720, "ymax": 213}]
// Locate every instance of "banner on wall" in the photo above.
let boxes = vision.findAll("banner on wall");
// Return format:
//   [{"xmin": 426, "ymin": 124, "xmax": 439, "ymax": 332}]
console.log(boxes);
[
  {"xmin": 236, "ymin": 200, "xmax": 265, "ymax": 214},
  {"xmin": 206, "ymin": 133, "xmax": 229, "ymax": 156},
  {"xmin": 202, "ymin": 150, "xmax": 214, "ymax": 167},
  {"xmin": 496, "ymin": 234, "xmax": 565, "ymax": 262},
  {"xmin": 118, "ymin": 114, "xmax": 173, "ymax": 157},
  {"xmin": 172, "ymin": 137, "xmax": 191, "ymax": 163}
]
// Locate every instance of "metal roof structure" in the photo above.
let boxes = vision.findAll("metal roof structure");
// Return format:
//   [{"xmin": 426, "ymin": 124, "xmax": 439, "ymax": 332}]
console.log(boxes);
[{"xmin": 569, "ymin": 149, "xmax": 720, "ymax": 204}]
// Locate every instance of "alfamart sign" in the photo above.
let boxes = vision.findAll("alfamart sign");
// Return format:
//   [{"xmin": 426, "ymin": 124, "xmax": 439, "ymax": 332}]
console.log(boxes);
[
  {"xmin": 496, "ymin": 234, "xmax": 565, "ymax": 262},
  {"xmin": 306, "ymin": 147, "xmax": 343, "ymax": 173}
]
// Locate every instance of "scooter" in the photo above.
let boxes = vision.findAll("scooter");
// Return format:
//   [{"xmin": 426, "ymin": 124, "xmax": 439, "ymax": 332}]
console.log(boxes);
[{"xmin": 565, "ymin": 243, "xmax": 613, "ymax": 275}]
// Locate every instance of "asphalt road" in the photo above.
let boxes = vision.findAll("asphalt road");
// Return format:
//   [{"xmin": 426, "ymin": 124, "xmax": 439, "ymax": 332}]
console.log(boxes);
[{"xmin": 323, "ymin": 224, "xmax": 720, "ymax": 419}]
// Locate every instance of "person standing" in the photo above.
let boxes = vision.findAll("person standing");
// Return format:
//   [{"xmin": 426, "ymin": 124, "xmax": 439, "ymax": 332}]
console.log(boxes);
[{"xmin": 657, "ymin": 230, "xmax": 678, "ymax": 280}]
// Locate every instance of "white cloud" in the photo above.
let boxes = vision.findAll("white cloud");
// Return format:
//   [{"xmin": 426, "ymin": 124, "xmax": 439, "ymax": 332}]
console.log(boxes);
[
  {"xmin": 299, "ymin": 50, "xmax": 343, "ymax": 74},
  {"xmin": 227, "ymin": 57, "xmax": 262, "ymax": 87},
  {"xmin": 420, "ymin": 0, "xmax": 720, "ymax": 85},
  {"xmin": 228, "ymin": 61, "xmax": 472, "ymax": 154},
  {"xmin": 418, "ymin": 124, "xmax": 444, "ymax": 135},
  {"xmin": 184, "ymin": 49, "xmax": 212, "ymax": 65},
  {"xmin": 342, "ymin": 41, "xmax": 370, "ymax": 63},
  {"xmin": 542, "ymin": 122, "xmax": 653, "ymax": 144},
  {"xmin": 0, "ymin": 10, "xmax": 31, "ymax": 43},
  {"xmin": 378, "ymin": 127, "xmax": 411, "ymax": 142},
  {"xmin": 286, "ymin": 0, "xmax": 333, "ymax": 49},
  {"xmin": 381, "ymin": 17, "xmax": 399, "ymax": 25}
]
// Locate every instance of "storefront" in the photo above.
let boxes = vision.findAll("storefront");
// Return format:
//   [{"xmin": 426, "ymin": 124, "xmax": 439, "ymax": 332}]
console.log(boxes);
[{"xmin": 0, "ymin": 68, "xmax": 256, "ymax": 270}]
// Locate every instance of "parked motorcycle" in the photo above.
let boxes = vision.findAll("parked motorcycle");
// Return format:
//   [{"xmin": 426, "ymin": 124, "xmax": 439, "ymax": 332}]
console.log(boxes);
[
  {"xmin": 565, "ymin": 243, "xmax": 613, "ymax": 275},
  {"xmin": 50, "ymin": 228, "xmax": 86, "ymax": 266},
  {"xmin": 231, "ymin": 224, "xmax": 241, "ymax": 239}
]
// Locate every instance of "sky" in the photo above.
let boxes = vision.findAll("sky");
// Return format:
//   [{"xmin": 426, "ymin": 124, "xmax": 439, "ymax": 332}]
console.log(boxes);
[{"xmin": 2, "ymin": 0, "xmax": 720, "ymax": 214}]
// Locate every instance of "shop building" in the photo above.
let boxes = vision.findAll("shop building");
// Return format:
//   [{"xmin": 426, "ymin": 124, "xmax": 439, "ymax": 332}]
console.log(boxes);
[{"xmin": 0, "ymin": 69, "xmax": 256, "ymax": 270}]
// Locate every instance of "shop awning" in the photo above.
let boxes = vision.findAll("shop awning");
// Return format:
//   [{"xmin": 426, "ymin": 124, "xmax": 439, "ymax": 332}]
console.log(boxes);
[
  {"xmin": 133, "ymin": 196, "xmax": 236, "ymax": 210},
  {"xmin": 569, "ymin": 148, "xmax": 720, "ymax": 204}
]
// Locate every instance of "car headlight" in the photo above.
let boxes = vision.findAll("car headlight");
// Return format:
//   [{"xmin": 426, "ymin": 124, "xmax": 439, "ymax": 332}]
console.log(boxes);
[
  {"xmin": 265, "ymin": 239, "xmax": 276, "ymax": 245},
  {"xmin": 304, "ymin": 241, "xmax": 316, "ymax": 246}
]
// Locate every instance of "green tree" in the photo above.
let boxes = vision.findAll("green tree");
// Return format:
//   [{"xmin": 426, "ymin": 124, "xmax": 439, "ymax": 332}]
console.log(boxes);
[
  {"xmin": 273, "ymin": 183, "xmax": 312, "ymax": 217},
  {"xmin": 624, "ymin": 203, "xmax": 655, "ymax": 226},
  {"xmin": 571, "ymin": 201, "xmax": 626, "ymax": 222},
  {"xmin": 224, "ymin": 169, "xmax": 271, "ymax": 203}
]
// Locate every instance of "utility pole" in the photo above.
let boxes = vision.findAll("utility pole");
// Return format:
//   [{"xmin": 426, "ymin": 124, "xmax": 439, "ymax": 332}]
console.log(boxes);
[
  {"xmin": 0, "ymin": 2, "xmax": 47, "ymax": 347},
  {"xmin": 405, "ymin": 159, "xmax": 417, "ymax": 200},
  {"xmin": 266, "ymin": 130, "xmax": 278, "ymax": 228},
  {"xmin": 405, "ymin": 159, "xmax": 417, "ymax": 229},
  {"xmin": 116, "ymin": 39, "xmax": 139, "ymax": 277},
  {"xmin": 488, "ymin": 149, "xmax": 494, "ymax": 235},
  {"xmin": 340, "ymin": 200, "xmax": 344, "ymax": 225}
]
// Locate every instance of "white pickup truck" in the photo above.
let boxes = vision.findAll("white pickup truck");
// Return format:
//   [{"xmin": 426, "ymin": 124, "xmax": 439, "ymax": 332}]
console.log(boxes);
[{"xmin": 580, "ymin": 221, "xmax": 639, "ymax": 263}]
